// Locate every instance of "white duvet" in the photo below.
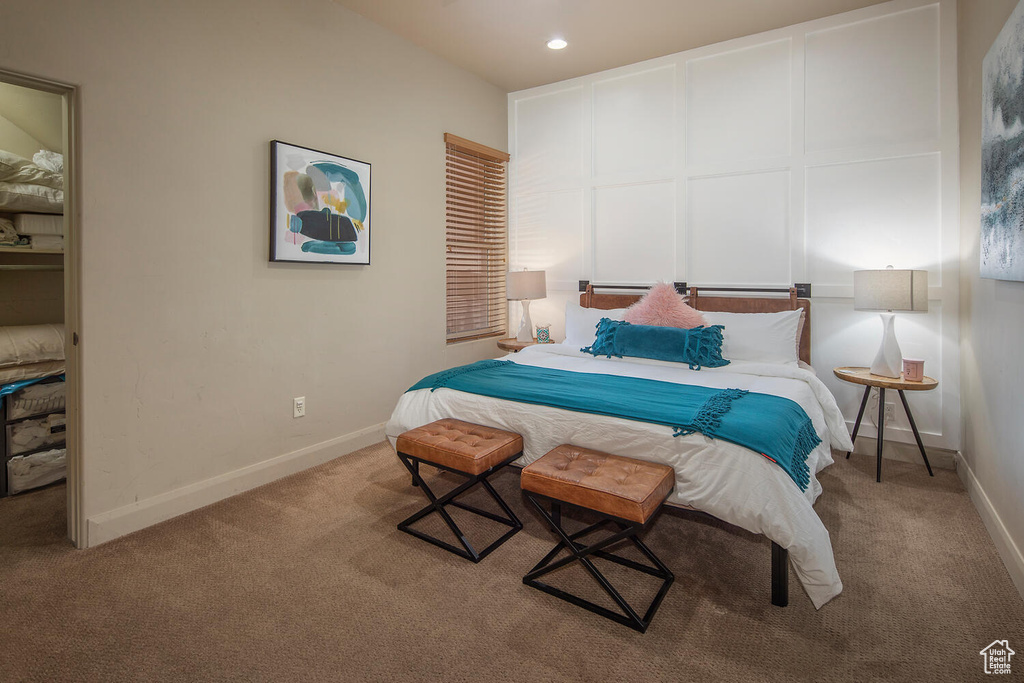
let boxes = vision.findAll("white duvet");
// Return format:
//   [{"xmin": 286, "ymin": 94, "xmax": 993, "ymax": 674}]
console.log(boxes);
[{"xmin": 385, "ymin": 344, "xmax": 854, "ymax": 609}]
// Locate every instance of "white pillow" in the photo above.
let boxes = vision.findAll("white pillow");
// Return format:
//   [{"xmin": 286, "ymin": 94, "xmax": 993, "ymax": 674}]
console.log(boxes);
[
  {"xmin": 701, "ymin": 309, "xmax": 803, "ymax": 365},
  {"xmin": 0, "ymin": 181, "xmax": 64, "ymax": 213},
  {"xmin": 0, "ymin": 150, "xmax": 63, "ymax": 189},
  {"xmin": 562, "ymin": 303, "xmax": 626, "ymax": 349},
  {"xmin": 0, "ymin": 324, "xmax": 66, "ymax": 368}
]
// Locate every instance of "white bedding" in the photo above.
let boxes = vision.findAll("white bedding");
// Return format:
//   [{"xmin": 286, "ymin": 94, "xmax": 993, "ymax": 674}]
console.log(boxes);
[
  {"xmin": 0, "ymin": 181, "xmax": 64, "ymax": 214},
  {"xmin": 386, "ymin": 343, "xmax": 854, "ymax": 609},
  {"xmin": 0, "ymin": 324, "xmax": 66, "ymax": 368},
  {"xmin": 13, "ymin": 213, "xmax": 64, "ymax": 236}
]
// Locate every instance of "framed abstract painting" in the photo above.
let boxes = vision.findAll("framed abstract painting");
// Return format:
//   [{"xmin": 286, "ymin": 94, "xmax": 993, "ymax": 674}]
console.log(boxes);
[
  {"xmin": 982, "ymin": 0, "xmax": 1024, "ymax": 282},
  {"xmin": 270, "ymin": 140, "xmax": 371, "ymax": 265}
]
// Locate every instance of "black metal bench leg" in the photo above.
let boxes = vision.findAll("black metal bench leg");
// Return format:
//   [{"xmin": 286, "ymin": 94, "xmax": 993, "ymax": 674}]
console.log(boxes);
[
  {"xmin": 397, "ymin": 453, "xmax": 485, "ymax": 559},
  {"xmin": 771, "ymin": 542, "xmax": 789, "ymax": 608},
  {"xmin": 523, "ymin": 493, "xmax": 673, "ymax": 633},
  {"xmin": 626, "ymin": 532, "xmax": 676, "ymax": 622},
  {"xmin": 396, "ymin": 451, "xmax": 522, "ymax": 563},
  {"xmin": 846, "ymin": 385, "xmax": 872, "ymax": 459},
  {"xmin": 898, "ymin": 390, "xmax": 934, "ymax": 477}
]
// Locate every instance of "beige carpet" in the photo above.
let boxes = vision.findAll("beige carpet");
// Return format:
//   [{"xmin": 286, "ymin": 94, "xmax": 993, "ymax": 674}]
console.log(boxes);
[{"xmin": 1, "ymin": 442, "xmax": 1022, "ymax": 682}]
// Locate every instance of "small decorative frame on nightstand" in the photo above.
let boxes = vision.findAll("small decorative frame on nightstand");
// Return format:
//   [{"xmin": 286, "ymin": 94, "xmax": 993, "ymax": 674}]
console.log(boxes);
[{"xmin": 833, "ymin": 366, "xmax": 937, "ymax": 483}]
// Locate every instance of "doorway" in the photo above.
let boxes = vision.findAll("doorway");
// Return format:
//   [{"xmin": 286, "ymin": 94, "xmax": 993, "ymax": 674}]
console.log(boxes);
[{"xmin": 0, "ymin": 68, "xmax": 81, "ymax": 546}]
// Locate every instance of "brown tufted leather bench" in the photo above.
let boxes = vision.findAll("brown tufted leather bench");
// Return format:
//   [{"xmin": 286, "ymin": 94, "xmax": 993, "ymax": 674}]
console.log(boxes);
[
  {"xmin": 395, "ymin": 418, "xmax": 523, "ymax": 562},
  {"xmin": 521, "ymin": 444, "xmax": 675, "ymax": 633}
]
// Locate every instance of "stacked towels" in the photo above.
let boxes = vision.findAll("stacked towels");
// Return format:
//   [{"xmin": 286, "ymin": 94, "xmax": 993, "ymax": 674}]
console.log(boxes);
[
  {"xmin": 9, "ymin": 412, "xmax": 66, "ymax": 455},
  {"xmin": 7, "ymin": 447, "xmax": 67, "ymax": 494},
  {"xmin": 12, "ymin": 213, "xmax": 64, "ymax": 251},
  {"xmin": 0, "ymin": 323, "xmax": 66, "ymax": 384},
  {"xmin": 0, "ymin": 217, "xmax": 28, "ymax": 247}
]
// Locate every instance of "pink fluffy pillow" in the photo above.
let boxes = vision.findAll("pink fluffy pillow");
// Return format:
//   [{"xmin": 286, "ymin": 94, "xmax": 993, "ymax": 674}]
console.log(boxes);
[{"xmin": 623, "ymin": 283, "xmax": 706, "ymax": 329}]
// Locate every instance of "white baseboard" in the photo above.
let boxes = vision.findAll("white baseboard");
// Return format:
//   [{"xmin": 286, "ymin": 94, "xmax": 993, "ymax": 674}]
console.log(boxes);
[
  {"xmin": 847, "ymin": 437, "xmax": 957, "ymax": 470},
  {"xmin": 86, "ymin": 422, "xmax": 387, "ymax": 547},
  {"xmin": 956, "ymin": 453, "xmax": 1024, "ymax": 601},
  {"xmin": 843, "ymin": 419, "xmax": 955, "ymax": 468}
]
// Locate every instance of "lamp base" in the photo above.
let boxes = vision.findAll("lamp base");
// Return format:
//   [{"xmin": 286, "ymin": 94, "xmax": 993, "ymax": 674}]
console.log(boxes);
[
  {"xmin": 869, "ymin": 312, "xmax": 903, "ymax": 378},
  {"xmin": 516, "ymin": 300, "xmax": 534, "ymax": 342}
]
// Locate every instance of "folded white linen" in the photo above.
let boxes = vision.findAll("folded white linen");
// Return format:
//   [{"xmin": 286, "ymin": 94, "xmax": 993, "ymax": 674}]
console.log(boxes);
[
  {"xmin": 30, "ymin": 235, "xmax": 63, "ymax": 251},
  {"xmin": 0, "ymin": 181, "xmax": 64, "ymax": 213},
  {"xmin": 0, "ymin": 360, "xmax": 64, "ymax": 384},
  {"xmin": 387, "ymin": 343, "xmax": 852, "ymax": 608},
  {"xmin": 9, "ymin": 413, "xmax": 65, "ymax": 454},
  {"xmin": 13, "ymin": 213, "xmax": 63, "ymax": 236},
  {"xmin": 0, "ymin": 324, "xmax": 66, "ymax": 368},
  {"xmin": 0, "ymin": 217, "xmax": 18, "ymax": 244},
  {"xmin": 6, "ymin": 381, "xmax": 65, "ymax": 420},
  {"xmin": 7, "ymin": 448, "xmax": 67, "ymax": 494}
]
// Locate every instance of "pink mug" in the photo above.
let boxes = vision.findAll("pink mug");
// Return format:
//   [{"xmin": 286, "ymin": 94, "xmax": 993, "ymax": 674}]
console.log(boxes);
[{"xmin": 903, "ymin": 358, "xmax": 924, "ymax": 382}]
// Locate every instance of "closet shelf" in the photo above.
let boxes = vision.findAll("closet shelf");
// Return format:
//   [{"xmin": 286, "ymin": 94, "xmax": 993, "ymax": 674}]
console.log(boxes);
[
  {"xmin": 0, "ymin": 264, "xmax": 63, "ymax": 271},
  {"xmin": 0, "ymin": 247, "xmax": 63, "ymax": 254}
]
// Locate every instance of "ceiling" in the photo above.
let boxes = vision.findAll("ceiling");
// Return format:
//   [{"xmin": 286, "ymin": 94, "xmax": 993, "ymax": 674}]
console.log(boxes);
[
  {"xmin": 0, "ymin": 81, "xmax": 63, "ymax": 152},
  {"xmin": 333, "ymin": 0, "xmax": 891, "ymax": 92}
]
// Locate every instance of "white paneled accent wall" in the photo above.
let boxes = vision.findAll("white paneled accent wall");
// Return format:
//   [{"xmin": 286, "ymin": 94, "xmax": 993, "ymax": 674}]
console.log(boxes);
[{"xmin": 508, "ymin": 0, "xmax": 960, "ymax": 453}]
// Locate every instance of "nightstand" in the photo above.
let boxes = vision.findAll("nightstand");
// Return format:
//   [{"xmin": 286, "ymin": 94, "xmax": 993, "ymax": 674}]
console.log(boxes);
[
  {"xmin": 497, "ymin": 338, "xmax": 538, "ymax": 353},
  {"xmin": 833, "ymin": 366, "xmax": 937, "ymax": 482}
]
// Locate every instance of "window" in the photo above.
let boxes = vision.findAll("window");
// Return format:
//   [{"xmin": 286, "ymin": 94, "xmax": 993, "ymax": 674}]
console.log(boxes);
[{"xmin": 445, "ymin": 133, "xmax": 510, "ymax": 343}]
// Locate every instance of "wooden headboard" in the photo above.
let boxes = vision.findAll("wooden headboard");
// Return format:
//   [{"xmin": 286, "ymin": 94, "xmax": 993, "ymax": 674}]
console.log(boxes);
[{"xmin": 579, "ymin": 283, "xmax": 812, "ymax": 365}]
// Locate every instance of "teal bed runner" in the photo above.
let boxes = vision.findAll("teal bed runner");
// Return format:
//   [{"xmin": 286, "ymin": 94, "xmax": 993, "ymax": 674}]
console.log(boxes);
[{"xmin": 408, "ymin": 360, "xmax": 820, "ymax": 491}]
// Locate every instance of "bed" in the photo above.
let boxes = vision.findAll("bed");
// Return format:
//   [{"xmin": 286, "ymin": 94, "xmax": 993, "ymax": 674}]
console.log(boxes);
[{"xmin": 386, "ymin": 284, "xmax": 853, "ymax": 609}]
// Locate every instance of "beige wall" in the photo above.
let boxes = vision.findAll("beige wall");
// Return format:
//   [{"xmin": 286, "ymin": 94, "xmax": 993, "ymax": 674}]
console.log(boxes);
[
  {"xmin": 0, "ymin": 113, "xmax": 47, "ymax": 160},
  {"xmin": 0, "ymin": 267, "xmax": 64, "ymax": 326},
  {"xmin": 0, "ymin": 81, "xmax": 63, "ymax": 155},
  {"xmin": 958, "ymin": 0, "xmax": 1024, "ymax": 595},
  {"xmin": 0, "ymin": 0, "xmax": 506, "ymax": 541}
]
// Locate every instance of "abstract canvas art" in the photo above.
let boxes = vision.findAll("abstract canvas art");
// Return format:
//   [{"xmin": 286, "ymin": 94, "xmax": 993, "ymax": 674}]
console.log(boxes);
[
  {"xmin": 982, "ymin": 0, "xmax": 1024, "ymax": 282},
  {"xmin": 270, "ymin": 141, "xmax": 371, "ymax": 264}
]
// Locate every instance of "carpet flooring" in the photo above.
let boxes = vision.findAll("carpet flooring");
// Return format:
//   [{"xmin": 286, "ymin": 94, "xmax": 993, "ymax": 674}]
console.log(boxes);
[{"xmin": 1, "ymin": 442, "xmax": 1022, "ymax": 682}]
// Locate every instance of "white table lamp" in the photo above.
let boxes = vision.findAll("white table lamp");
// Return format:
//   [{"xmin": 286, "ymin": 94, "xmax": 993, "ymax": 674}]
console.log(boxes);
[
  {"xmin": 507, "ymin": 270, "xmax": 546, "ymax": 342},
  {"xmin": 854, "ymin": 267, "xmax": 927, "ymax": 378}
]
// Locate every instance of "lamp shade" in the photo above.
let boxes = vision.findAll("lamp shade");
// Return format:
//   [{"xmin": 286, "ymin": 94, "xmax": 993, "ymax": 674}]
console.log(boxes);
[
  {"xmin": 506, "ymin": 270, "xmax": 546, "ymax": 301},
  {"xmin": 854, "ymin": 269, "xmax": 928, "ymax": 312}
]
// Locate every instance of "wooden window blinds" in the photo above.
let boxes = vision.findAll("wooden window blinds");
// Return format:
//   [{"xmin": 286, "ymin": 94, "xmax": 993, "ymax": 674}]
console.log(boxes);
[{"xmin": 445, "ymin": 133, "xmax": 511, "ymax": 343}]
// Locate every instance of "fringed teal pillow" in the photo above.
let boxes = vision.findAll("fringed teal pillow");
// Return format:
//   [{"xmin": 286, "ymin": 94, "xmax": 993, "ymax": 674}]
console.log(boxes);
[{"xmin": 581, "ymin": 318, "xmax": 729, "ymax": 370}]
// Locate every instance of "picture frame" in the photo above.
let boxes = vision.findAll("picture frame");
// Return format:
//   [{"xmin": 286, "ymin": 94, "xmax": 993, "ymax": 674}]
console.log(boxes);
[
  {"xmin": 270, "ymin": 140, "xmax": 371, "ymax": 265},
  {"xmin": 981, "ymin": 0, "xmax": 1024, "ymax": 282}
]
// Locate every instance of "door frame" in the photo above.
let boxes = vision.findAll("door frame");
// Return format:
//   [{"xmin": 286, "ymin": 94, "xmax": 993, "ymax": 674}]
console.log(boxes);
[{"xmin": 0, "ymin": 68, "xmax": 83, "ymax": 547}]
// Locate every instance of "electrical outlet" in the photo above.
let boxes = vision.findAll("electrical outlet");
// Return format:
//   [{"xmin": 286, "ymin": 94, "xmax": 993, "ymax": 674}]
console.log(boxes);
[
  {"xmin": 884, "ymin": 402, "xmax": 895, "ymax": 424},
  {"xmin": 293, "ymin": 396, "xmax": 306, "ymax": 418}
]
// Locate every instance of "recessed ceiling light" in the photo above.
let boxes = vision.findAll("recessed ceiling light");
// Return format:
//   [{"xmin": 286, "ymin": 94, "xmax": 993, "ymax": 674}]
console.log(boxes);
[{"xmin": 547, "ymin": 38, "xmax": 567, "ymax": 50}]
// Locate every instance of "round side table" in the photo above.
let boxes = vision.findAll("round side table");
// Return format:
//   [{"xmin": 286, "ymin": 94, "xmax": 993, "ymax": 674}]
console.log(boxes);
[
  {"xmin": 833, "ymin": 366, "xmax": 937, "ymax": 482},
  {"xmin": 497, "ymin": 338, "xmax": 538, "ymax": 353}
]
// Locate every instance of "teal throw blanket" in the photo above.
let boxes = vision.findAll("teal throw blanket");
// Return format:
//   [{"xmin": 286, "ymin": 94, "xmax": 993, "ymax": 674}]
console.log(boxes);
[{"xmin": 408, "ymin": 360, "xmax": 819, "ymax": 491}]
